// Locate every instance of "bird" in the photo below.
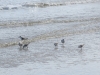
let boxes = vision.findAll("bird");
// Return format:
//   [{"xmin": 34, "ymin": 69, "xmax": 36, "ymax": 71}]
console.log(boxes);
[
  {"xmin": 23, "ymin": 44, "xmax": 29, "ymax": 49},
  {"xmin": 54, "ymin": 43, "xmax": 58, "ymax": 49},
  {"xmin": 18, "ymin": 41, "xmax": 23, "ymax": 49},
  {"xmin": 61, "ymin": 39, "xmax": 65, "ymax": 46},
  {"xmin": 18, "ymin": 40, "xmax": 29, "ymax": 49},
  {"xmin": 54, "ymin": 43, "xmax": 58, "ymax": 46},
  {"xmin": 78, "ymin": 44, "xmax": 84, "ymax": 50},
  {"xmin": 19, "ymin": 36, "xmax": 28, "ymax": 40}
]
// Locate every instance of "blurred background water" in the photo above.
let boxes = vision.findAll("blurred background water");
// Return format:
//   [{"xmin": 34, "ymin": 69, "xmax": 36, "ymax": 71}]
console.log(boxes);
[{"xmin": 0, "ymin": 0, "xmax": 99, "ymax": 22}]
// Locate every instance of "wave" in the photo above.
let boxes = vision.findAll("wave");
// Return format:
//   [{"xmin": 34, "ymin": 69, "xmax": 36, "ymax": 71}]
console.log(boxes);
[
  {"xmin": 22, "ymin": 0, "xmax": 99, "ymax": 7},
  {"xmin": 0, "ymin": 0, "xmax": 99, "ymax": 10},
  {"xmin": 0, "ymin": 5, "xmax": 21, "ymax": 10},
  {"xmin": 0, "ymin": 17, "xmax": 100, "ymax": 28}
]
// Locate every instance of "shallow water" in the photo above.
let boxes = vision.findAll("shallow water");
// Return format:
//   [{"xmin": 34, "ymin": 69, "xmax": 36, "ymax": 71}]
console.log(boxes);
[
  {"xmin": 0, "ymin": 1, "xmax": 100, "ymax": 47},
  {"xmin": 0, "ymin": 32, "xmax": 100, "ymax": 68},
  {"xmin": 0, "ymin": 0, "xmax": 100, "ymax": 74}
]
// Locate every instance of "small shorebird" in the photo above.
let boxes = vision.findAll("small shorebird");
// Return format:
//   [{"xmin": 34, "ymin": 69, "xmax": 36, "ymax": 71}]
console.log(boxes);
[
  {"xmin": 23, "ymin": 44, "xmax": 29, "ymax": 49},
  {"xmin": 18, "ymin": 41, "xmax": 29, "ymax": 49},
  {"xmin": 19, "ymin": 36, "xmax": 28, "ymax": 40},
  {"xmin": 61, "ymin": 39, "xmax": 65, "ymax": 46},
  {"xmin": 54, "ymin": 43, "xmax": 58, "ymax": 49},
  {"xmin": 78, "ymin": 44, "xmax": 84, "ymax": 50},
  {"xmin": 18, "ymin": 41, "xmax": 23, "ymax": 49}
]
